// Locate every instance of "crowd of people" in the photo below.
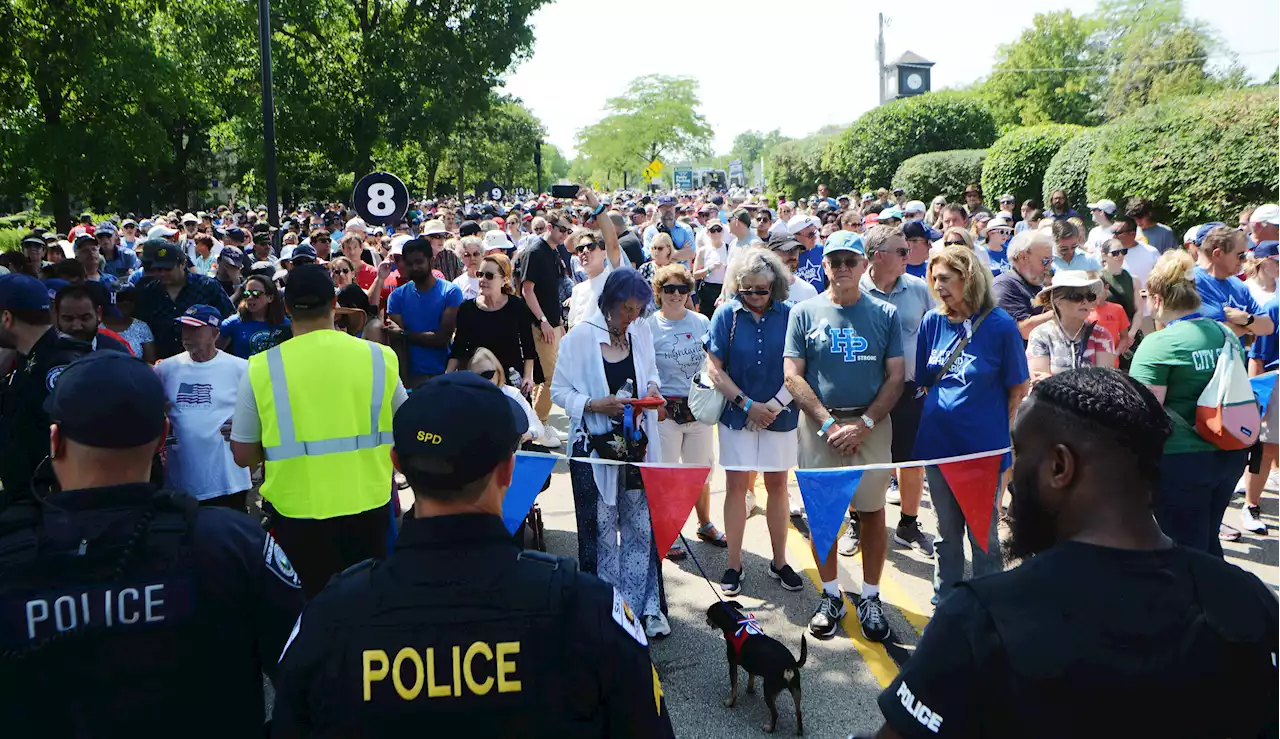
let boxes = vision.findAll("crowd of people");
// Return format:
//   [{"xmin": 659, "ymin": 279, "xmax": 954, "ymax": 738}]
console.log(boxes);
[{"xmin": 0, "ymin": 179, "xmax": 1275, "ymax": 735}]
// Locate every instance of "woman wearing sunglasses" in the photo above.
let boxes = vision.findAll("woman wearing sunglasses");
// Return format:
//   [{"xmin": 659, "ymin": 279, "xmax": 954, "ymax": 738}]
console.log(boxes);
[
  {"xmin": 446, "ymin": 253, "xmax": 539, "ymax": 397},
  {"xmin": 1026, "ymin": 271, "xmax": 1117, "ymax": 382},
  {"xmin": 450, "ymin": 236, "xmax": 485, "ymax": 300},
  {"xmin": 217, "ymin": 276, "xmax": 290, "ymax": 359},
  {"xmin": 692, "ymin": 221, "xmax": 728, "ymax": 319},
  {"xmin": 646, "ymin": 264, "xmax": 724, "ymax": 555},
  {"xmin": 705, "ymin": 250, "xmax": 799, "ymax": 597},
  {"xmin": 640, "ymin": 232, "xmax": 676, "ymax": 284},
  {"xmin": 463, "ymin": 346, "xmax": 542, "ymax": 444},
  {"xmin": 329, "ymin": 256, "xmax": 356, "ymax": 291}
]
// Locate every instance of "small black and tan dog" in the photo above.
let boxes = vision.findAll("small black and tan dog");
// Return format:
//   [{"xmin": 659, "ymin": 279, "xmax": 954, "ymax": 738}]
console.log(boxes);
[{"xmin": 706, "ymin": 600, "xmax": 807, "ymax": 734}]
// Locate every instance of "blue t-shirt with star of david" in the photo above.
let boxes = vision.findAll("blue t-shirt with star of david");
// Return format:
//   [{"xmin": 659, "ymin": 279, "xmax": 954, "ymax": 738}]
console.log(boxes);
[
  {"xmin": 913, "ymin": 307, "xmax": 1029, "ymax": 460},
  {"xmin": 784, "ymin": 292, "xmax": 903, "ymax": 410}
]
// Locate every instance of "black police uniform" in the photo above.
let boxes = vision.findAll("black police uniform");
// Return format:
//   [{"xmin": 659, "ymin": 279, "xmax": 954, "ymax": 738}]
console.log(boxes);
[
  {"xmin": 0, "ymin": 483, "xmax": 306, "ymax": 737},
  {"xmin": 876, "ymin": 541, "xmax": 1278, "ymax": 738},
  {"xmin": 0, "ymin": 328, "xmax": 92, "ymax": 503},
  {"xmin": 272, "ymin": 513, "xmax": 677, "ymax": 738}
]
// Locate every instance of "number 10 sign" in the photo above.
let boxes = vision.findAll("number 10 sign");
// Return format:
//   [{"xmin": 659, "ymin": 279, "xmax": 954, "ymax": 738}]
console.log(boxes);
[{"xmin": 353, "ymin": 172, "xmax": 409, "ymax": 226}]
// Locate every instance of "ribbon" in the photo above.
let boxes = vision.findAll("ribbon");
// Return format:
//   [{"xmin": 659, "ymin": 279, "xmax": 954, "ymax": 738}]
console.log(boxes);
[{"xmin": 735, "ymin": 613, "xmax": 764, "ymax": 638}]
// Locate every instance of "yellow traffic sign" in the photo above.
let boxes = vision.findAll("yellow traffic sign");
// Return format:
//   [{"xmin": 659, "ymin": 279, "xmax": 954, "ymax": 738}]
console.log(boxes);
[
  {"xmin": 641, "ymin": 166, "xmax": 654, "ymax": 180},
  {"xmin": 648, "ymin": 158, "xmax": 664, "ymax": 174}
]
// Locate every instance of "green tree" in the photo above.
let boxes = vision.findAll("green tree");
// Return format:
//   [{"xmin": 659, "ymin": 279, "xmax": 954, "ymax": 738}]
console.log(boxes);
[
  {"xmin": 981, "ymin": 11, "xmax": 1101, "ymax": 128},
  {"xmin": 766, "ymin": 130, "xmax": 840, "ymax": 200},
  {"xmin": 541, "ymin": 144, "xmax": 570, "ymax": 183},
  {"xmin": 729, "ymin": 129, "xmax": 785, "ymax": 174},
  {"xmin": 1092, "ymin": 0, "xmax": 1222, "ymax": 115},
  {"xmin": 577, "ymin": 75, "xmax": 714, "ymax": 181}
]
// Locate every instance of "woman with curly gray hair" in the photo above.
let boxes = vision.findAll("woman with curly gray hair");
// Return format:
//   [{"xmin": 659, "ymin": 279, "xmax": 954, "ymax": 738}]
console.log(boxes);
[{"xmin": 704, "ymin": 248, "xmax": 801, "ymax": 596}]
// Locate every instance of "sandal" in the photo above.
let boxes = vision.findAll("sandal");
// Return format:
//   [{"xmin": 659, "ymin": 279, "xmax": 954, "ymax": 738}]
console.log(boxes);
[
  {"xmin": 1219, "ymin": 523, "xmax": 1242, "ymax": 542},
  {"xmin": 697, "ymin": 523, "xmax": 728, "ymax": 548},
  {"xmin": 666, "ymin": 542, "xmax": 687, "ymax": 560}
]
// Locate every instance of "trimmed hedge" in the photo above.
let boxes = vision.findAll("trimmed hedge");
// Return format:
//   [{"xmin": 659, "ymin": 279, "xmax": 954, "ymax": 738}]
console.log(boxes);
[
  {"xmin": 1086, "ymin": 88, "xmax": 1279, "ymax": 232},
  {"xmin": 980, "ymin": 124, "xmax": 1084, "ymax": 209},
  {"xmin": 892, "ymin": 149, "xmax": 988, "ymax": 204},
  {"xmin": 821, "ymin": 91, "xmax": 998, "ymax": 193},
  {"xmin": 766, "ymin": 132, "xmax": 840, "ymax": 200},
  {"xmin": 1042, "ymin": 128, "xmax": 1100, "ymax": 221}
]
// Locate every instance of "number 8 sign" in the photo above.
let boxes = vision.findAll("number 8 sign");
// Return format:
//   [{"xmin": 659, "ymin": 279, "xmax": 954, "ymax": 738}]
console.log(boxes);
[{"xmin": 353, "ymin": 172, "xmax": 409, "ymax": 227}]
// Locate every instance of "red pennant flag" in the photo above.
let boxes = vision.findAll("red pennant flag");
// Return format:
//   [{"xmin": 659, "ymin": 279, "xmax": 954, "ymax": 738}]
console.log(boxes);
[
  {"xmin": 640, "ymin": 466, "xmax": 711, "ymax": 553},
  {"xmin": 938, "ymin": 454, "xmax": 1003, "ymax": 553}
]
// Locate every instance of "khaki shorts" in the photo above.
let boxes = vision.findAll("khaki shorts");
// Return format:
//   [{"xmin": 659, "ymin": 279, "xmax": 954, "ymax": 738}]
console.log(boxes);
[{"xmin": 798, "ymin": 412, "xmax": 894, "ymax": 513}]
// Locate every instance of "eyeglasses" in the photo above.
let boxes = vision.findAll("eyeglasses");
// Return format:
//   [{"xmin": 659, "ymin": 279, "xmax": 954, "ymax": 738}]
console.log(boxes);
[
  {"xmin": 880, "ymin": 247, "xmax": 910, "ymax": 258},
  {"xmin": 661, "ymin": 283, "xmax": 691, "ymax": 295},
  {"xmin": 707, "ymin": 226, "xmax": 723, "ymax": 233},
  {"xmin": 243, "ymin": 289, "xmax": 266, "ymax": 299},
  {"xmin": 828, "ymin": 256, "xmax": 860, "ymax": 269},
  {"xmin": 554, "ymin": 225, "xmax": 572, "ymax": 234},
  {"xmin": 313, "ymin": 238, "xmax": 331, "ymax": 243},
  {"xmin": 1109, "ymin": 248, "xmax": 1129, "ymax": 257},
  {"xmin": 755, "ymin": 215, "xmax": 771, "ymax": 222},
  {"xmin": 943, "ymin": 240, "xmax": 967, "ymax": 246},
  {"xmin": 478, "ymin": 270, "xmax": 499, "ymax": 280},
  {"xmin": 576, "ymin": 241, "xmax": 600, "ymax": 253},
  {"xmin": 477, "ymin": 369, "xmax": 498, "ymax": 380},
  {"xmin": 738, "ymin": 288, "xmax": 771, "ymax": 297},
  {"xmin": 1038, "ymin": 256, "xmax": 1053, "ymax": 267},
  {"xmin": 1058, "ymin": 290, "xmax": 1098, "ymax": 303}
]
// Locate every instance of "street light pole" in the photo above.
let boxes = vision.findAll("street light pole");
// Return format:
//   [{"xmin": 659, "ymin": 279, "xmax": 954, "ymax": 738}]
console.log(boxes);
[{"xmin": 256, "ymin": 0, "xmax": 280, "ymax": 235}]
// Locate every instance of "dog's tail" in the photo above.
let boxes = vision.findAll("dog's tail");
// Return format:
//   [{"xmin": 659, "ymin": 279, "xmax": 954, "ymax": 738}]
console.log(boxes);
[{"xmin": 795, "ymin": 634, "xmax": 807, "ymax": 668}]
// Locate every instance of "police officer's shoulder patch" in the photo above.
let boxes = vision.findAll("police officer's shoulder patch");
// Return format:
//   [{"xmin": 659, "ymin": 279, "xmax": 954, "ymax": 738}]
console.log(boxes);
[
  {"xmin": 611, "ymin": 588, "xmax": 647, "ymax": 646},
  {"xmin": 263, "ymin": 533, "xmax": 302, "ymax": 589},
  {"xmin": 45, "ymin": 365, "xmax": 65, "ymax": 392}
]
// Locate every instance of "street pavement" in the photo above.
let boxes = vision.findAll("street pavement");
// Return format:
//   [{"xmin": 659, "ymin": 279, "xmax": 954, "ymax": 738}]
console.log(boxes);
[{"xmin": 488, "ymin": 410, "xmax": 1280, "ymax": 739}]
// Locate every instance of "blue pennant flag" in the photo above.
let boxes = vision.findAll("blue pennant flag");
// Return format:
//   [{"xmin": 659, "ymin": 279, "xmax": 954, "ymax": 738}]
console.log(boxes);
[
  {"xmin": 795, "ymin": 468, "xmax": 864, "ymax": 566},
  {"xmin": 502, "ymin": 453, "xmax": 558, "ymax": 534},
  {"xmin": 1251, "ymin": 371, "xmax": 1277, "ymax": 420}
]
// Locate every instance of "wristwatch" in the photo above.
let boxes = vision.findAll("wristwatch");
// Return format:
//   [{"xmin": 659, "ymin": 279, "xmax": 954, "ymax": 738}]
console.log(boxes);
[
  {"xmin": 539, "ymin": 315, "xmax": 549, "ymax": 324},
  {"xmin": 1245, "ymin": 314, "xmax": 1255, "ymax": 327},
  {"xmin": 860, "ymin": 414, "xmax": 876, "ymax": 430},
  {"xmin": 733, "ymin": 393, "xmax": 747, "ymax": 408}
]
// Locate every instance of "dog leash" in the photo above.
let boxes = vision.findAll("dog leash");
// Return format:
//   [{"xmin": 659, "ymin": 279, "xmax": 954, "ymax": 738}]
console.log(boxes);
[{"xmin": 676, "ymin": 533, "xmax": 760, "ymax": 628}]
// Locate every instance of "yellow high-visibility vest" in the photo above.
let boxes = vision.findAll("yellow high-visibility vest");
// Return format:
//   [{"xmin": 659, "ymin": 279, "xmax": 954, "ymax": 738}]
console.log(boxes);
[{"xmin": 248, "ymin": 330, "xmax": 397, "ymax": 519}]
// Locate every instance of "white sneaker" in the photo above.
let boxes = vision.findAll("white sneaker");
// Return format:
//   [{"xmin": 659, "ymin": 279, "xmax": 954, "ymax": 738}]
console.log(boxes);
[
  {"xmin": 535, "ymin": 426, "xmax": 562, "ymax": 448},
  {"xmin": 886, "ymin": 477, "xmax": 901, "ymax": 505},
  {"xmin": 1241, "ymin": 504, "xmax": 1267, "ymax": 534},
  {"xmin": 644, "ymin": 613, "xmax": 671, "ymax": 638},
  {"xmin": 746, "ymin": 490, "xmax": 760, "ymax": 518},
  {"xmin": 789, "ymin": 492, "xmax": 805, "ymax": 516}
]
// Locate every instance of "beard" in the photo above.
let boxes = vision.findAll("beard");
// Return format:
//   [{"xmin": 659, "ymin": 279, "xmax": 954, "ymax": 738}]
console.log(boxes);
[{"xmin": 1003, "ymin": 472, "xmax": 1058, "ymax": 562}]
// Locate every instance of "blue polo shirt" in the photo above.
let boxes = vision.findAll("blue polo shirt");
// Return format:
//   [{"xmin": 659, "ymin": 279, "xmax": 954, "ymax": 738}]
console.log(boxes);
[
  {"xmin": 387, "ymin": 277, "xmax": 464, "ymax": 376},
  {"xmin": 642, "ymin": 222, "xmax": 695, "ymax": 256},
  {"xmin": 1249, "ymin": 295, "xmax": 1279, "ymax": 370},
  {"xmin": 703, "ymin": 298, "xmax": 797, "ymax": 431},
  {"xmin": 914, "ymin": 307, "xmax": 1029, "ymax": 461},
  {"xmin": 1052, "ymin": 248, "xmax": 1101, "ymax": 273},
  {"xmin": 1194, "ymin": 266, "xmax": 1261, "ymax": 323}
]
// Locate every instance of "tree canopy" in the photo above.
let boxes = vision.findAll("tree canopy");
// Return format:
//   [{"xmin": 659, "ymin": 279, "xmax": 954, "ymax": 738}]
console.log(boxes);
[{"xmin": 576, "ymin": 75, "xmax": 713, "ymax": 182}]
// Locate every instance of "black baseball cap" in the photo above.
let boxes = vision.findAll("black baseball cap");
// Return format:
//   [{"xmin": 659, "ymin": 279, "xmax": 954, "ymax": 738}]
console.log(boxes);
[
  {"xmin": 141, "ymin": 239, "xmax": 182, "ymax": 268},
  {"xmin": 393, "ymin": 372, "xmax": 528, "ymax": 490},
  {"xmin": 46, "ymin": 353, "xmax": 167, "ymax": 448},
  {"xmin": 284, "ymin": 264, "xmax": 335, "ymax": 310},
  {"xmin": 458, "ymin": 220, "xmax": 481, "ymax": 237}
]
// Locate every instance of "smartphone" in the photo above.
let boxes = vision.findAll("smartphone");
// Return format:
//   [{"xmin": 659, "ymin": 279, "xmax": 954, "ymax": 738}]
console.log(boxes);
[{"xmin": 550, "ymin": 184, "xmax": 580, "ymax": 199}]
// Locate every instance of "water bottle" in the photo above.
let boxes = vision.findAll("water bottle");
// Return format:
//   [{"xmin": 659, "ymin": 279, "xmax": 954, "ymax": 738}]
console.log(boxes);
[
  {"xmin": 507, "ymin": 368, "xmax": 521, "ymax": 388},
  {"xmin": 617, "ymin": 378, "xmax": 635, "ymax": 400}
]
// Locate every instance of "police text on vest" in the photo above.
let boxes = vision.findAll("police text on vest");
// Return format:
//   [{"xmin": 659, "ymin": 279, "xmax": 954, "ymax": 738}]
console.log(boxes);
[
  {"xmin": 896, "ymin": 681, "xmax": 944, "ymax": 733},
  {"xmin": 25, "ymin": 584, "xmax": 167, "ymax": 639}
]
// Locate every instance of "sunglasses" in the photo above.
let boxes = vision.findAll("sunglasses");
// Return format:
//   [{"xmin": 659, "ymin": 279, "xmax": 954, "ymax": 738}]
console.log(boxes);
[
  {"xmin": 1058, "ymin": 290, "xmax": 1098, "ymax": 303},
  {"xmin": 943, "ymin": 240, "xmax": 967, "ymax": 246},
  {"xmin": 479, "ymin": 270, "xmax": 499, "ymax": 280},
  {"xmin": 755, "ymin": 215, "xmax": 771, "ymax": 222},
  {"xmin": 881, "ymin": 247, "xmax": 910, "ymax": 258},
  {"xmin": 707, "ymin": 226, "xmax": 723, "ymax": 233},
  {"xmin": 477, "ymin": 369, "xmax": 498, "ymax": 380},
  {"xmin": 738, "ymin": 288, "xmax": 771, "ymax": 297},
  {"xmin": 331, "ymin": 268, "xmax": 350, "ymax": 275},
  {"xmin": 828, "ymin": 256, "xmax": 860, "ymax": 269},
  {"xmin": 1037, "ymin": 256, "xmax": 1053, "ymax": 267},
  {"xmin": 313, "ymin": 238, "xmax": 331, "ymax": 243},
  {"xmin": 576, "ymin": 242, "xmax": 600, "ymax": 253},
  {"xmin": 661, "ymin": 283, "xmax": 691, "ymax": 295},
  {"xmin": 1109, "ymin": 248, "xmax": 1129, "ymax": 257},
  {"xmin": 1111, "ymin": 228, "xmax": 1135, "ymax": 236},
  {"xmin": 554, "ymin": 225, "xmax": 572, "ymax": 234},
  {"xmin": 243, "ymin": 289, "xmax": 266, "ymax": 299}
]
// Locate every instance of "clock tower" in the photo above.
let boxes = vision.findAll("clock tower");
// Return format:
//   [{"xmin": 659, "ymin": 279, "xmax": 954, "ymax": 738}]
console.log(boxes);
[{"xmin": 884, "ymin": 51, "xmax": 933, "ymax": 101}]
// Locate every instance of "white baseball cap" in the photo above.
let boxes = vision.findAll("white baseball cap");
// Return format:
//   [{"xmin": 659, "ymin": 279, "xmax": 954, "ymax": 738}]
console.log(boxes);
[
  {"xmin": 903, "ymin": 200, "xmax": 926, "ymax": 215},
  {"xmin": 147, "ymin": 225, "xmax": 178, "ymax": 239},
  {"xmin": 1249, "ymin": 204, "xmax": 1280, "ymax": 225},
  {"xmin": 344, "ymin": 217, "xmax": 369, "ymax": 235},
  {"xmin": 388, "ymin": 234, "xmax": 412, "ymax": 256},
  {"xmin": 180, "ymin": 212, "xmax": 198, "ymax": 224},
  {"xmin": 483, "ymin": 230, "xmax": 511, "ymax": 252},
  {"xmin": 1087, "ymin": 199, "xmax": 1117, "ymax": 215},
  {"xmin": 1183, "ymin": 226, "xmax": 1199, "ymax": 246},
  {"xmin": 786, "ymin": 214, "xmax": 820, "ymax": 235}
]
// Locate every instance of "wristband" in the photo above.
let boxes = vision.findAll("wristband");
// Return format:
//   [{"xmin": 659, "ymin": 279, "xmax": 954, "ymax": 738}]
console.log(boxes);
[
  {"xmin": 817, "ymin": 418, "xmax": 836, "ymax": 437},
  {"xmin": 743, "ymin": 398, "xmax": 754, "ymax": 412},
  {"xmin": 591, "ymin": 203, "xmax": 606, "ymax": 218}
]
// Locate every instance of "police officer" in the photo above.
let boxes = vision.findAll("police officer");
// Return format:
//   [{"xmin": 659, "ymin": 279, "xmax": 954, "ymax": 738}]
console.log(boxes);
[
  {"xmin": 229, "ymin": 264, "xmax": 405, "ymax": 597},
  {"xmin": 0, "ymin": 273, "xmax": 93, "ymax": 504},
  {"xmin": 858, "ymin": 368, "xmax": 1277, "ymax": 739},
  {"xmin": 272, "ymin": 372, "xmax": 676, "ymax": 738},
  {"xmin": 0, "ymin": 352, "xmax": 306, "ymax": 737}
]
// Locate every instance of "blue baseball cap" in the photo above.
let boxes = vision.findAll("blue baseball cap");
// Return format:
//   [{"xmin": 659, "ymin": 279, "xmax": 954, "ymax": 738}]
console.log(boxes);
[
  {"xmin": 0, "ymin": 274, "xmax": 52, "ymax": 311},
  {"xmin": 290, "ymin": 244, "xmax": 319, "ymax": 264},
  {"xmin": 1254, "ymin": 240, "xmax": 1278, "ymax": 260},
  {"xmin": 393, "ymin": 372, "xmax": 529, "ymax": 489},
  {"xmin": 657, "ymin": 196, "xmax": 676, "ymax": 206},
  {"xmin": 224, "ymin": 226, "xmax": 246, "ymax": 242},
  {"xmin": 824, "ymin": 231, "xmax": 865, "ymax": 256},
  {"xmin": 41, "ymin": 278, "xmax": 71, "ymax": 301},
  {"xmin": 46, "ymin": 353, "xmax": 167, "ymax": 448},
  {"xmin": 176, "ymin": 304, "xmax": 221, "ymax": 328},
  {"xmin": 1194, "ymin": 222, "xmax": 1226, "ymax": 246}
]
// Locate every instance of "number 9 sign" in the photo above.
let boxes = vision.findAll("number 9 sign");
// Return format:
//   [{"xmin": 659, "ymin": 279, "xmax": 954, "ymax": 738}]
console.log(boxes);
[{"xmin": 353, "ymin": 172, "xmax": 409, "ymax": 227}]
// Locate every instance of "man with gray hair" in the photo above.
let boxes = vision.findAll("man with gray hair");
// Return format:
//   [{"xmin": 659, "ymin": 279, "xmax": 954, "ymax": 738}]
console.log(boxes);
[
  {"xmin": 994, "ymin": 230, "xmax": 1056, "ymax": 342},
  {"xmin": 859, "ymin": 225, "xmax": 934, "ymax": 556}
]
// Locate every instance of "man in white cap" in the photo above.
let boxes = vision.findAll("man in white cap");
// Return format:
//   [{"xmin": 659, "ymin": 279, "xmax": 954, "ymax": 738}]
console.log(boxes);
[
  {"xmin": 789, "ymin": 212, "xmax": 825, "ymax": 294},
  {"xmin": 1248, "ymin": 204, "xmax": 1279, "ymax": 248},
  {"xmin": 1086, "ymin": 199, "xmax": 1118, "ymax": 256},
  {"xmin": 147, "ymin": 224, "xmax": 180, "ymax": 243},
  {"xmin": 421, "ymin": 218, "xmax": 463, "ymax": 281},
  {"xmin": 902, "ymin": 201, "xmax": 926, "ymax": 222}
]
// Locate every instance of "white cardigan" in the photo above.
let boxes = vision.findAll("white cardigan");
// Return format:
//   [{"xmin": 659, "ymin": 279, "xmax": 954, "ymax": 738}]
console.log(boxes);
[{"xmin": 551, "ymin": 307, "xmax": 662, "ymax": 505}]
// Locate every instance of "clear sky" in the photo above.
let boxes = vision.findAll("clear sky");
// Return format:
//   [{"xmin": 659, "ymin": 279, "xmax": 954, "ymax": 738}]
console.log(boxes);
[{"xmin": 501, "ymin": 0, "xmax": 1279, "ymax": 158}]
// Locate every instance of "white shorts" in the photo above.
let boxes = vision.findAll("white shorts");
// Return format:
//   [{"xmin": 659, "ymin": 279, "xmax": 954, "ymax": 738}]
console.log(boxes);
[
  {"xmin": 657, "ymin": 418, "xmax": 716, "ymax": 467},
  {"xmin": 717, "ymin": 425, "xmax": 798, "ymax": 472}
]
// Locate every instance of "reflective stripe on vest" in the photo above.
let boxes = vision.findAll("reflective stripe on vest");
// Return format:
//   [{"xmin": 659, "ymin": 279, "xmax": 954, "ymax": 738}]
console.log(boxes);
[{"xmin": 262, "ymin": 341, "xmax": 394, "ymax": 461}]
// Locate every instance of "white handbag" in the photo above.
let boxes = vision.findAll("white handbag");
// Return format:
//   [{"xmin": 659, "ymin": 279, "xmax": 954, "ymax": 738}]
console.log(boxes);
[{"xmin": 688, "ymin": 312, "xmax": 736, "ymax": 425}]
